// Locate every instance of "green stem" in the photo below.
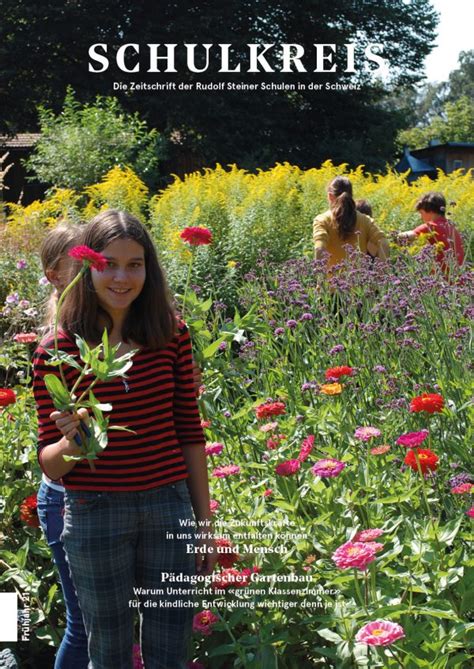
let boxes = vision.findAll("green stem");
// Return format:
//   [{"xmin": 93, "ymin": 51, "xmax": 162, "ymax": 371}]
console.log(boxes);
[
  {"xmin": 181, "ymin": 249, "xmax": 195, "ymax": 322},
  {"xmin": 75, "ymin": 377, "xmax": 99, "ymax": 407},
  {"xmin": 353, "ymin": 569, "xmax": 368, "ymax": 613},
  {"xmin": 387, "ymin": 645, "xmax": 405, "ymax": 668},
  {"xmin": 413, "ymin": 450, "xmax": 444, "ymax": 568},
  {"xmin": 53, "ymin": 266, "xmax": 86, "ymax": 387},
  {"xmin": 215, "ymin": 609, "xmax": 248, "ymax": 667}
]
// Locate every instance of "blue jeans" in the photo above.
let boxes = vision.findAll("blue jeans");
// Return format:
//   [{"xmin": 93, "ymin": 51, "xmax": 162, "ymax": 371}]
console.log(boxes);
[
  {"xmin": 62, "ymin": 480, "xmax": 196, "ymax": 669},
  {"xmin": 37, "ymin": 481, "xmax": 89, "ymax": 669}
]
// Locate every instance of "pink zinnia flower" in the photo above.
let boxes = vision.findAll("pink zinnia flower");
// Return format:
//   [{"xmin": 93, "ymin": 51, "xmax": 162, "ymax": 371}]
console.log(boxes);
[
  {"xmin": 370, "ymin": 444, "xmax": 391, "ymax": 455},
  {"xmin": 366, "ymin": 541, "xmax": 384, "ymax": 553},
  {"xmin": 201, "ymin": 419, "xmax": 211, "ymax": 429},
  {"xmin": 451, "ymin": 483, "xmax": 473, "ymax": 494},
  {"xmin": 466, "ymin": 507, "xmax": 474, "ymax": 518},
  {"xmin": 68, "ymin": 245, "xmax": 107, "ymax": 271},
  {"xmin": 259, "ymin": 421, "xmax": 278, "ymax": 433},
  {"xmin": 180, "ymin": 226, "xmax": 213, "ymax": 246},
  {"xmin": 192, "ymin": 610, "xmax": 219, "ymax": 635},
  {"xmin": 263, "ymin": 488, "xmax": 273, "ymax": 497},
  {"xmin": 275, "ymin": 459, "xmax": 301, "ymax": 476},
  {"xmin": 209, "ymin": 499, "xmax": 220, "ymax": 514},
  {"xmin": 353, "ymin": 528, "xmax": 384, "ymax": 542},
  {"xmin": 355, "ymin": 620, "xmax": 405, "ymax": 646},
  {"xmin": 298, "ymin": 435, "xmax": 315, "ymax": 462},
  {"xmin": 13, "ymin": 332, "xmax": 38, "ymax": 344},
  {"xmin": 212, "ymin": 464, "xmax": 240, "ymax": 478},
  {"xmin": 311, "ymin": 459, "xmax": 345, "ymax": 478},
  {"xmin": 332, "ymin": 541, "xmax": 377, "ymax": 570},
  {"xmin": 396, "ymin": 429, "xmax": 429, "ymax": 448},
  {"xmin": 354, "ymin": 426, "xmax": 381, "ymax": 441},
  {"xmin": 205, "ymin": 442, "xmax": 224, "ymax": 456}
]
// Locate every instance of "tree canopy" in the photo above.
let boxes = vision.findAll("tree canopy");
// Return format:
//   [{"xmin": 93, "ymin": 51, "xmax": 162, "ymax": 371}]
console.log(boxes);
[
  {"xmin": 0, "ymin": 0, "xmax": 438, "ymax": 171},
  {"xmin": 397, "ymin": 50, "xmax": 474, "ymax": 149},
  {"xmin": 25, "ymin": 89, "xmax": 165, "ymax": 189}
]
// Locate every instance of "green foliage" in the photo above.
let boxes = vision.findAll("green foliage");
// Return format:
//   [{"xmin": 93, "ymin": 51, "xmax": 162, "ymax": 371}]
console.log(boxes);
[
  {"xmin": 25, "ymin": 88, "xmax": 166, "ymax": 190},
  {"xmin": 398, "ymin": 96, "xmax": 474, "ymax": 149},
  {"xmin": 2, "ymin": 1, "xmax": 437, "ymax": 169}
]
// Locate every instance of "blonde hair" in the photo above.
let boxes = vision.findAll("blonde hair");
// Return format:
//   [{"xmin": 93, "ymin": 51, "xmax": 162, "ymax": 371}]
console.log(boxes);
[{"xmin": 40, "ymin": 221, "xmax": 82, "ymax": 327}]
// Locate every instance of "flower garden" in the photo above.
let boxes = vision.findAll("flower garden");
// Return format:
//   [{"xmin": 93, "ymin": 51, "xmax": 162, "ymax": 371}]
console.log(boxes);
[{"xmin": 0, "ymin": 162, "xmax": 473, "ymax": 668}]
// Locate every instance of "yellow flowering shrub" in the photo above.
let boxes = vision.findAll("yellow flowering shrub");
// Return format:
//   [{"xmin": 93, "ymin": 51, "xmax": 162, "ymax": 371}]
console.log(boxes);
[
  {"xmin": 2, "ymin": 161, "xmax": 472, "ymax": 270},
  {"xmin": 3, "ymin": 188, "xmax": 81, "ymax": 252},
  {"xmin": 83, "ymin": 166, "xmax": 149, "ymax": 220}
]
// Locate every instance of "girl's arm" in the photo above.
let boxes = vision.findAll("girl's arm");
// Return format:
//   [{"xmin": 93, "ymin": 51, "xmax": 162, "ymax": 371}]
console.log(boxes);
[{"xmin": 39, "ymin": 409, "xmax": 89, "ymax": 480}]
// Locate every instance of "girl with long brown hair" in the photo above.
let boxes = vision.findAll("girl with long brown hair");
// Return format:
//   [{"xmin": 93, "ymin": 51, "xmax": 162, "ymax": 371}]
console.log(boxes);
[
  {"xmin": 313, "ymin": 176, "xmax": 389, "ymax": 267},
  {"xmin": 33, "ymin": 210, "xmax": 215, "ymax": 668}
]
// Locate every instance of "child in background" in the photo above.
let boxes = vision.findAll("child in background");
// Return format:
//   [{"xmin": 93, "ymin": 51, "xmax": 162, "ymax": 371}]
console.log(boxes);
[
  {"xmin": 313, "ymin": 177, "xmax": 389, "ymax": 268},
  {"xmin": 36, "ymin": 222, "xmax": 89, "ymax": 669},
  {"xmin": 398, "ymin": 192, "xmax": 464, "ymax": 272},
  {"xmin": 355, "ymin": 199, "xmax": 378, "ymax": 259}
]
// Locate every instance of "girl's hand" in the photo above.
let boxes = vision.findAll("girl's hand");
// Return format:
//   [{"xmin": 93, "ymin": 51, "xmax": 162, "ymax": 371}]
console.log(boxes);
[
  {"xmin": 195, "ymin": 534, "xmax": 218, "ymax": 576},
  {"xmin": 50, "ymin": 407, "xmax": 90, "ymax": 445}
]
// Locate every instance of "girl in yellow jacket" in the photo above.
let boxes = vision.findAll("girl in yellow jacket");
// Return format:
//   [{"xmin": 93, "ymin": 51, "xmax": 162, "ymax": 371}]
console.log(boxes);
[{"xmin": 313, "ymin": 176, "xmax": 389, "ymax": 268}]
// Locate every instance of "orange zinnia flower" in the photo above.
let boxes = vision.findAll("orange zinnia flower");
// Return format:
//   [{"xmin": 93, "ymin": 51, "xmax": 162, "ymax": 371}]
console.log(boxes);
[{"xmin": 320, "ymin": 383, "xmax": 343, "ymax": 395}]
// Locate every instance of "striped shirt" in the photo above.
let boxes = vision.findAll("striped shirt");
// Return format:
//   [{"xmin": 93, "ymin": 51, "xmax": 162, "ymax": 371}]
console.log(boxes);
[{"xmin": 33, "ymin": 325, "xmax": 205, "ymax": 491}]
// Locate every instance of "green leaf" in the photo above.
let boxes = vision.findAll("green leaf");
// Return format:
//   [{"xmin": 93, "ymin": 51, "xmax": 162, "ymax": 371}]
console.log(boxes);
[
  {"xmin": 438, "ymin": 517, "xmax": 463, "ymax": 545},
  {"xmin": 317, "ymin": 628, "xmax": 343, "ymax": 643},
  {"xmin": 202, "ymin": 336, "xmax": 228, "ymax": 359},
  {"xmin": 44, "ymin": 374, "xmax": 75, "ymax": 411},
  {"xmin": 43, "ymin": 348, "xmax": 83, "ymax": 371},
  {"xmin": 75, "ymin": 335, "xmax": 91, "ymax": 363}
]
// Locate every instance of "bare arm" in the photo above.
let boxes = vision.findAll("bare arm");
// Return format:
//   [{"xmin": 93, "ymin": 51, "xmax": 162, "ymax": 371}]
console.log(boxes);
[
  {"xmin": 39, "ymin": 409, "xmax": 88, "ymax": 480},
  {"xmin": 398, "ymin": 230, "xmax": 417, "ymax": 243}
]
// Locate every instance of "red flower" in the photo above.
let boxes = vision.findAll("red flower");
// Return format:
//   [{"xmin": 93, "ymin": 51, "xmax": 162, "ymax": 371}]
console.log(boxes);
[
  {"xmin": 255, "ymin": 401, "xmax": 286, "ymax": 420},
  {"xmin": 275, "ymin": 459, "xmax": 301, "ymax": 476},
  {"xmin": 409, "ymin": 393, "xmax": 444, "ymax": 414},
  {"xmin": 68, "ymin": 245, "xmax": 108, "ymax": 271},
  {"xmin": 404, "ymin": 448, "xmax": 439, "ymax": 474},
  {"xmin": 215, "ymin": 537, "xmax": 240, "ymax": 568},
  {"xmin": 20, "ymin": 494, "xmax": 40, "ymax": 527},
  {"xmin": 180, "ymin": 226, "xmax": 213, "ymax": 246},
  {"xmin": 325, "ymin": 365, "xmax": 354, "ymax": 381},
  {"xmin": 298, "ymin": 435, "xmax": 315, "ymax": 462},
  {"xmin": 0, "ymin": 388, "xmax": 16, "ymax": 407}
]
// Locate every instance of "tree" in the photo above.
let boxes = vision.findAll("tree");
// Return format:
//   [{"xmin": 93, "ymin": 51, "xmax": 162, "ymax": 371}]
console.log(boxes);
[
  {"xmin": 0, "ymin": 0, "xmax": 438, "ymax": 171},
  {"xmin": 398, "ymin": 96, "xmax": 474, "ymax": 148},
  {"xmin": 24, "ymin": 89, "xmax": 165, "ymax": 190}
]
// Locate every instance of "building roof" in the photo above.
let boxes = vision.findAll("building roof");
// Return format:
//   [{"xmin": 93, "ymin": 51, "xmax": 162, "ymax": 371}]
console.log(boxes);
[
  {"xmin": 412, "ymin": 141, "xmax": 474, "ymax": 154},
  {"xmin": 395, "ymin": 147, "xmax": 436, "ymax": 174},
  {"xmin": 0, "ymin": 133, "xmax": 41, "ymax": 148}
]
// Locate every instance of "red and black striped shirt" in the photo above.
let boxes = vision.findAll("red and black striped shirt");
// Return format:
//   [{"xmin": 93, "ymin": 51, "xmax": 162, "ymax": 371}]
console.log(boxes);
[{"xmin": 33, "ymin": 325, "xmax": 205, "ymax": 491}]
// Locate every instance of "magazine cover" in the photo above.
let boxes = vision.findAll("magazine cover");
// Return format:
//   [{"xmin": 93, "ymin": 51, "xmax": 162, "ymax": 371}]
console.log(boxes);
[{"xmin": 0, "ymin": 1, "xmax": 473, "ymax": 667}]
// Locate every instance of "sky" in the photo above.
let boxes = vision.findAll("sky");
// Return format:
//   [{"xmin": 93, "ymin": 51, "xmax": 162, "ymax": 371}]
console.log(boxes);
[{"xmin": 423, "ymin": 0, "xmax": 473, "ymax": 82}]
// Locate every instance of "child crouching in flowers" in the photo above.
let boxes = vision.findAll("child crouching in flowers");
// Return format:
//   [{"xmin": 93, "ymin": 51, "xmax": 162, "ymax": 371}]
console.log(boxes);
[{"xmin": 33, "ymin": 210, "xmax": 216, "ymax": 669}]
